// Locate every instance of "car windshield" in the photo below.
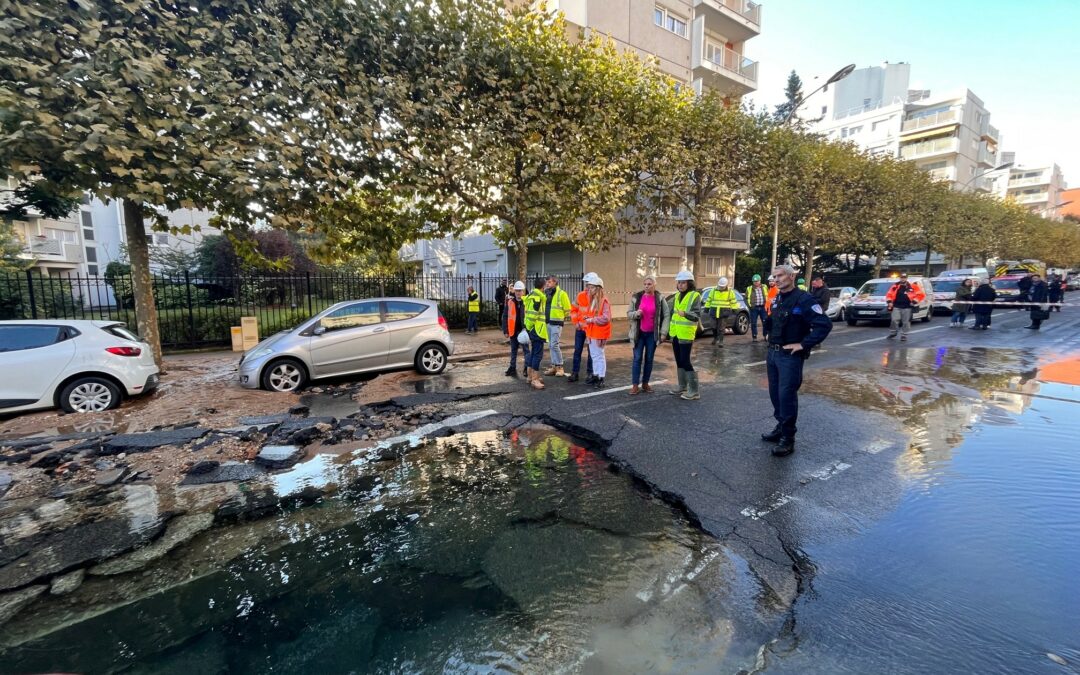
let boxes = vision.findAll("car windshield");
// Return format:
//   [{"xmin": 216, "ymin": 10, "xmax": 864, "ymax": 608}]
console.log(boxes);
[
  {"xmin": 931, "ymin": 280, "xmax": 964, "ymax": 293},
  {"xmin": 856, "ymin": 281, "xmax": 896, "ymax": 297},
  {"xmin": 992, "ymin": 279, "xmax": 1020, "ymax": 290}
]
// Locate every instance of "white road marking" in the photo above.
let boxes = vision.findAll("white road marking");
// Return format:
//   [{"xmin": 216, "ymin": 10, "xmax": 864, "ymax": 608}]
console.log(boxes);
[
  {"xmin": 563, "ymin": 380, "xmax": 667, "ymax": 400},
  {"xmin": 809, "ymin": 461, "xmax": 852, "ymax": 481},
  {"xmin": 862, "ymin": 439, "xmax": 893, "ymax": 455},
  {"xmin": 741, "ymin": 493, "xmax": 792, "ymax": 520},
  {"xmin": 841, "ymin": 325, "xmax": 943, "ymax": 347}
]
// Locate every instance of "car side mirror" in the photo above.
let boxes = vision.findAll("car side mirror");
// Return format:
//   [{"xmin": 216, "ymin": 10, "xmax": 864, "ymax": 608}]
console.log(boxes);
[{"xmin": 313, "ymin": 326, "xmax": 326, "ymax": 336}]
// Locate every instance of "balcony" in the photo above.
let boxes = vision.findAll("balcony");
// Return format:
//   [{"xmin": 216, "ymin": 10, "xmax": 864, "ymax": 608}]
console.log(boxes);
[
  {"xmin": 899, "ymin": 137, "xmax": 959, "ymax": 160},
  {"xmin": 1013, "ymin": 192, "xmax": 1049, "ymax": 205},
  {"xmin": 901, "ymin": 109, "xmax": 959, "ymax": 134},
  {"xmin": 977, "ymin": 147, "xmax": 996, "ymax": 166},
  {"xmin": 923, "ymin": 166, "xmax": 956, "ymax": 183},
  {"xmin": 692, "ymin": 39, "xmax": 758, "ymax": 96},
  {"xmin": 687, "ymin": 221, "xmax": 750, "ymax": 249},
  {"xmin": 1009, "ymin": 175, "xmax": 1048, "ymax": 188},
  {"xmin": 982, "ymin": 124, "xmax": 1000, "ymax": 143},
  {"xmin": 23, "ymin": 237, "xmax": 84, "ymax": 266},
  {"xmin": 693, "ymin": 0, "xmax": 761, "ymax": 42}
]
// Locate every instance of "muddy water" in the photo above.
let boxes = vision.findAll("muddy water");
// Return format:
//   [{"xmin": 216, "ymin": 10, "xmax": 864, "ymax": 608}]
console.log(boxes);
[
  {"xmin": 2, "ymin": 427, "xmax": 760, "ymax": 674},
  {"xmin": 765, "ymin": 350, "xmax": 1080, "ymax": 674}
]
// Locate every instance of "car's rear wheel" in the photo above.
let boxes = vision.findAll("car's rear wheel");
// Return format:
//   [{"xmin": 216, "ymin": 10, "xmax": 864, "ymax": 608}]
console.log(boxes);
[
  {"xmin": 921, "ymin": 308, "xmax": 932, "ymax": 322},
  {"xmin": 733, "ymin": 312, "xmax": 750, "ymax": 335},
  {"xmin": 60, "ymin": 377, "xmax": 121, "ymax": 413},
  {"xmin": 261, "ymin": 358, "xmax": 308, "ymax": 393},
  {"xmin": 837, "ymin": 307, "xmax": 847, "ymax": 322},
  {"xmin": 415, "ymin": 343, "xmax": 448, "ymax": 375},
  {"xmin": 846, "ymin": 317, "xmax": 858, "ymax": 326}
]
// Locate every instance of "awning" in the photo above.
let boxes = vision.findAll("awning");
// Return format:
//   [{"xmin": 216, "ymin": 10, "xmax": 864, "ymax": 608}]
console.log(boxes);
[{"xmin": 899, "ymin": 124, "xmax": 959, "ymax": 141}]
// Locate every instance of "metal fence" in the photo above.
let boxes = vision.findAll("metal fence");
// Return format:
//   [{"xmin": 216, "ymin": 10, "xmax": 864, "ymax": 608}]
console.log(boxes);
[{"xmin": 0, "ymin": 270, "xmax": 584, "ymax": 350}]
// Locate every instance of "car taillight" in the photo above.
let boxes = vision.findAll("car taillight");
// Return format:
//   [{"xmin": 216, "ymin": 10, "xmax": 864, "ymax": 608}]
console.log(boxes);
[
  {"xmin": 438, "ymin": 316, "xmax": 448, "ymax": 330},
  {"xmin": 106, "ymin": 346, "xmax": 142, "ymax": 357}
]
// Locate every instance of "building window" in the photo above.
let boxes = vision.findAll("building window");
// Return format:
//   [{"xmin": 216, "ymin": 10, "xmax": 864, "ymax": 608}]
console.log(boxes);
[
  {"xmin": 821, "ymin": 105, "xmax": 828, "ymax": 116},
  {"xmin": 872, "ymin": 120, "xmax": 884, "ymax": 132},
  {"xmin": 80, "ymin": 210, "xmax": 95, "ymax": 241},
  {"xmin": 863, "ymin": 98, "xmax": 871, "ymax": 106},
  {"xmin": 85, "ymin": 247, "xmax": 97, "ymax": 263},
  {"xmin": 45, "ymin": 228, "xmax": 77, "ymax": 243},
  {"xmin": 654, "ymin": 6, "xmax": 687, "ymax": 38},
  {"xmin": 87, "ymin": 264, "xmax": 99, "ymax": 276},
  {"xmin": 705, "ymin": 256, "xmax": 727, "ymax": 277}
]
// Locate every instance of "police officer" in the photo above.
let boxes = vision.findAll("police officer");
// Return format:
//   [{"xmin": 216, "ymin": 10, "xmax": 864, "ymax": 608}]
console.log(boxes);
[{"xmin": 762, "ymin": 264, "xmax": 832, "ymax": 456}]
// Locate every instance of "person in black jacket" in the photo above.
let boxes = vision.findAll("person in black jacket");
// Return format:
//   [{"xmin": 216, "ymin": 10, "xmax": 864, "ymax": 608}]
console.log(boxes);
[
  {"xmin": 1026, "ymin": 275, "xmax": 1050, "ymax": 330},
  {"xmin": 1047, "ymin": 274, "xmax": 1063, "ymax": 312},
  {"xmin": 761, "ymin": 264, "xmax": 833, "ymax": 456},
  {"xmin": 970, "ymin": 279, "xmax": 996, "ymax": 330},
  {"xmin": 1017, "ymin": 273, "xmax": 1033, "ymax": 304},
  {"xmin": 495, "ymin": 279, "xmax": 509, "ymax": 335},
  {"xmin": 810, "ymin": 276, "xmax": 830, "ymax": 307}
]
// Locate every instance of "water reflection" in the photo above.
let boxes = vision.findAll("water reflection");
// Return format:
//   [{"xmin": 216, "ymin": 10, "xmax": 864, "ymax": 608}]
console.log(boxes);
[{"xmin": 2, "ymin": 428, "xmax": 752, "ymax": 674}]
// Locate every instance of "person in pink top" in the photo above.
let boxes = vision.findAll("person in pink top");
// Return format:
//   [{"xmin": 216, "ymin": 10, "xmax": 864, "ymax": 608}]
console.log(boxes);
[{"xmin": 627, "ymin": 276, "xmax": 670, "ymax": 395}]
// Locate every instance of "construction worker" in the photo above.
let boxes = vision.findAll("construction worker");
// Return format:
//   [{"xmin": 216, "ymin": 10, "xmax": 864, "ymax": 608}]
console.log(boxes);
[
  {"xmin": 583, "ymin": 276, "xmax": 612, "ymax": 388},
  {"xmin": 567, "ymin": 274, "xmax": 597, "ymax": 383},
  {"xmin": 764, "ymin": 275, "xmax": 779, "ymax": 341},
  {"xmin": 885, "ymin": 272, "xmax": 926, "ymax": 341},
  {"xmin": 466, "ymin": 285, "xmax": 480, "ymax": 334},
  {"xmin": 797, "ymin": 278, "xmax": 807, "ymax": 291},
  {"xmin": 504, "ymin": 281, "xmax": 527, "ymax": 377},
  {"xmin": 663, "ymin": 270, "xmax": 703, "ymax": 400},
  {"xmin": 542, "ymin": 275, "xmax": 573, "ymax": 378},
  {"xmin": 746, "ymin": 274, "xmax": 768, "ymax": 342},
  {"xmin": 705, "ymin": 276, "xmax": 739, "ymax": 347},
  {"xmin": 523, "ymin": 278, "xmax": 549, "ymax": 389}
]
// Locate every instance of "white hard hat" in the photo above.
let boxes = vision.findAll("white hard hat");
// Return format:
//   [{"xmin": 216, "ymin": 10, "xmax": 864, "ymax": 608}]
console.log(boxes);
[
  {"xmin": 675, "ymin": 270, "xmax": 695, "ymax": 282},
  {"xmin": 582, "ymin": 272, "xmax": 600, "ymax": 285},
  {"xmin": 513, "ymin": 281, "xmax": 525, "ymax": 291},
  {"xmin": 768, "ymin": 275, "xmax": 775, "ymax": 281},
  {"xmin": 591, "ymin": 276, "xmax": 604, "ymax": 288},
  {"xmin": 718, "ymin": 277, "xmax": 729, "ymax": 287}
]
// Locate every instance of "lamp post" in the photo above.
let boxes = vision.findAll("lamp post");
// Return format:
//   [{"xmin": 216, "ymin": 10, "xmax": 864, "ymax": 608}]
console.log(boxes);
[
  {"xmin": 770, "ymin": 64, "xmax": 857, "ymax": 272},
  {"xmin": 960, "ymin": 161, "xmax": 1013, "ymax": 190}
]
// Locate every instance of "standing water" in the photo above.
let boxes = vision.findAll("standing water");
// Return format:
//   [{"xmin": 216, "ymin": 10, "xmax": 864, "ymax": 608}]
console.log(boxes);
[{"xmin": 1, "ymin": 426, "xmax": 768, "ymax": 673}]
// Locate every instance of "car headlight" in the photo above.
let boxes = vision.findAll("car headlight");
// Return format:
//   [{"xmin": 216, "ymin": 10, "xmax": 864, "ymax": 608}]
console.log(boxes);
[{"xmin": 248, "ymin": 347, "xmax": 275, "ymax": 360}]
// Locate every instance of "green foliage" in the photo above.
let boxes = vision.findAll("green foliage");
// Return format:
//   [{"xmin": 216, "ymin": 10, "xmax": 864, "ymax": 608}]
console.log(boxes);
[{"xmin": 0, "ymin": 220, "xmax": 27, "ymax": 273}]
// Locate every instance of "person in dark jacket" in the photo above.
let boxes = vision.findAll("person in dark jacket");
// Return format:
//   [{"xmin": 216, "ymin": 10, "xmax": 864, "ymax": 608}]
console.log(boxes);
[
  {"xmin": 950, "ymin": 278, "xmax": 974, "ymax": 326},
  {"xmin": 970, "ymin": 279, "xmax": 996, "ymax": 330},
  {"xmin": 1026, "ymin": 275, "xmax": 1050, "ymax": 330},
  {"xmin": 495, "ymin": 280, "xmax": 509, "ymax": 334},
  {"xmin": 504, "ymin": 281, "xmax": 528, "ymax": 376},
  {"xmin": 1047, "ymin": 274, "xmax": 1064, "ymax": 312},
  {"xmin": 810, "ymin": 276, "xmax": 830, "ymax": 307},
  {"xmin": 761, "ymin": 264, "xmax": 833, "ymax": 456},
  {"xmin": 1017, "ymin": 273, "xmax": 1033, "ymax": 304}
]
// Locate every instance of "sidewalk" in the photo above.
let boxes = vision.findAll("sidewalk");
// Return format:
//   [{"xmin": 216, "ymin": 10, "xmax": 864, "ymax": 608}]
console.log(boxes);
[{"xmin": 450, "ymin": 320, "xmax": 632, "ymax": 361}]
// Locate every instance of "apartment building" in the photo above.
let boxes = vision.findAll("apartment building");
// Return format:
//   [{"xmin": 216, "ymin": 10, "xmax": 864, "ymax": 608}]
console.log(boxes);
[
  {"xmin": 1000, "ymin": 163, "xmax": 1068, "ymax": 221},
  {"xmin": 808, "ymin": 63, "xmax": 1002, "ymax": 193},
  {"xmin": 402, "ymin": 0, "xmax": 762, "ymax": 305}
]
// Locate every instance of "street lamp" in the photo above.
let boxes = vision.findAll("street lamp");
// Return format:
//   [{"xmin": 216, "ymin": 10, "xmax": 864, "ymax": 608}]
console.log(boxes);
[
  {"xmin": 961, "ymin": 161, "xmax": 1013, "ymax": 189},
  {"xmin": 770, "ymin": 64, "xmax": 857, "ymax": 271}
]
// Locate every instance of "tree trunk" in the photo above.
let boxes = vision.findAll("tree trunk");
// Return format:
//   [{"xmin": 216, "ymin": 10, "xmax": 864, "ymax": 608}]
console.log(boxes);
[
  {"xmin": 804, "ymin": 236, "xmax": 816, "ymax": 286},
  {"xmin": 873, "ymin": 246, "xmax": 885, "ymax": 278},
  {"xmin": 692, "ymin": 224, "xmax": 703, "ymax": 278},
  {"xmin": 123, "ymin": 199, "xmax": 163, "ymax": 369},
  {"xmin": 514, "ymin": 229, "xmax": 528, "ymax": 284},
  {"xmin": 923, "ymin": 246, "xmax": 932, "ymax": 278}
]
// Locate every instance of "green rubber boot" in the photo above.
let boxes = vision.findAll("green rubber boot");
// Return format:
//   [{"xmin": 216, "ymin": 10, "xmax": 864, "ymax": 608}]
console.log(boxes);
[
  {"xmin": 669, "ymin": 368, "xmax": 687, "ymax": 395},
  {"xmin": 681, "ymin": 371, "xmax": 700, "ymax": 400}
]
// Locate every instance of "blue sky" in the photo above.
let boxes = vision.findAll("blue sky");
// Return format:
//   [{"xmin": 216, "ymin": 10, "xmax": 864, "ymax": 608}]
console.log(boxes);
[{"xmin": 745, "ymin": 0, "xmax": 1079, "ymax": 185}]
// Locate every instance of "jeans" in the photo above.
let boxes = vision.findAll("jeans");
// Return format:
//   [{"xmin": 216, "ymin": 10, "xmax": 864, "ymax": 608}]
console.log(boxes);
[
  {"xmin": 509, "ymin": 335, "xmax": 523, "ymax": 370},
  {"xmin": 950, "ymin": 310, "xmax": 967, "ymax": 325},
  {"xmin": 671, "ymin": 337, "xmax": 694, "ymax": 372},
  {"xmin": 527, "ymin": 331, "xmax": 546, "ymax": 370},
  {"xmin": 588, "ymin": 339, "xmax": 607, "ymax": 377},
  {"xmin": 890, "ymin": 307, "xmax": 913, "ymax": 336},
  {"xmin": 571, "ymin": 327, "xmax": 593, "ymax": 375},
  {"xmin": 749, "ymin": 306, "xmax": 768, "ymax": 338},
  {"xmin": 767, "ymin": 348, "xmax": 805, "ymax": 437},
  {"xmin": 631, "ymin": 332, "xmax": 657, "ymax": 385},
  {"xmin": 467, "ymin": 312, "xmax": 478, "ymax": 332},
  {"xmin": 546, "ymin": 323, "xmax": 564, "ymax": 366}
]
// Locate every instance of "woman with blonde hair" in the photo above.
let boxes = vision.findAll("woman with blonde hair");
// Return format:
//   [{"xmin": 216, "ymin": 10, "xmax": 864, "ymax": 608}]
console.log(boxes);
[{"xmin": 583, "ymin": 277, "xmax": 612, "ymax": 388}]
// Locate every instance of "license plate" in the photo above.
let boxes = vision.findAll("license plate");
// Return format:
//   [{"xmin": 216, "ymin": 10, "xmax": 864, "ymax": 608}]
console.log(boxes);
[{"xmin": 858, "ymin": 311, "xmax": 876, "ymax": 315}]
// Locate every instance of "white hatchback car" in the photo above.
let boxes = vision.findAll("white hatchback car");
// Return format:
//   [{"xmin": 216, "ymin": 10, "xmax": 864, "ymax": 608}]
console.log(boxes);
[{"xmin": 0, "ymin": 320, "xmax": 160, "ymax": 414}]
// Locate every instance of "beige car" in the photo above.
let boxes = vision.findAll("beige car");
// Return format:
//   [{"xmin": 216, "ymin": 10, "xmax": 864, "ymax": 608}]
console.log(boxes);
[{"xmin": 238, "ymin": 298, "xmax": 455, "ymax": 392}]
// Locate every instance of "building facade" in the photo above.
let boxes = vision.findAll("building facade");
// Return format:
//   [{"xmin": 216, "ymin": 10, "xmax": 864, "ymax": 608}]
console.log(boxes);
[
  {"xmin": 999, "ymin": 163, "xmax": 1068, "ymax": 221},
  {"xmin": 401, "ymin": 0, "xmax": 762, "ymax": 306}
]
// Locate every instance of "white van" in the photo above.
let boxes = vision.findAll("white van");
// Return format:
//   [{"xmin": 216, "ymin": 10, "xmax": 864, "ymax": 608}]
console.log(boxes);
[
  {"xmin": 938, "ymin": 267, "xmax": 989, "ymax": 281},
  {"xmin": 847, "ymin": 276, "xmax": 934, "ymax": 326}
]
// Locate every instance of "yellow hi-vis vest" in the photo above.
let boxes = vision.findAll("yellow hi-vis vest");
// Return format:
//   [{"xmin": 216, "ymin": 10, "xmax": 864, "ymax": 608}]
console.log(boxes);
[
  {"xmin": 547, "ymin": 288, "xmax": 572, "ymax": 322},
  {"xmin": 706, "ymin": 288, "xmax": 739, "ymax": 317},
  {"xmin": 668, "ymin": 291, "xmax": 701, "ymax": 341},
  {"xmin": 468, "ymin": 292, "xmax": 479, "ymax": 313},
  {"xmin": 524, "ymin": 289, "xmax": 548, "ymax": 340}
]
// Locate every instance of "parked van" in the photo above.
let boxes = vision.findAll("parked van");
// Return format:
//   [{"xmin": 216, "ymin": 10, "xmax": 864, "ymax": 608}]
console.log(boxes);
[
  {"xmin": 937, "ymin": 267, "xmax": 989, "ymax": 281},
  {"xmin": 847, "ymin": 276, "xmax": 934, "ymax": 326}
]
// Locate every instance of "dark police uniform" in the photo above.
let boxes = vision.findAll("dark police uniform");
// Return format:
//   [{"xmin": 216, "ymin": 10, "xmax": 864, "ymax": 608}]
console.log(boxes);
[{"xmin": 764, "ymin": 288, "xmax": 833, "ymax": 453}]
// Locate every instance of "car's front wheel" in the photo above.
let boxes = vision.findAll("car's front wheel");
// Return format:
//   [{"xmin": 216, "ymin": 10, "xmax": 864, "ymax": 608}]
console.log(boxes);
[
  {"xmin": 415, "ymin": 343, "xmax": 448, "ymax": 375},
  {"xmin": 733, "ymin": 312, "xmax": 750, "ymax": 335},
  {"xmin": 261, "ymin": 358, "xmax": 308, "ymax": 393},
  {"xmin": 921, "ymin": 308, "xmax": 932, "ymax": 323},
  {"xmin": 60, "ymin": 377, "xmax": 122, "ymax": 413}
]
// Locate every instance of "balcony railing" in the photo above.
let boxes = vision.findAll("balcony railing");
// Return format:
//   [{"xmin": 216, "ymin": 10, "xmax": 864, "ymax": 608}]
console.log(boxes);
[
  {"xmin": 1009, "ymin": 175, "xmax": 1047, "ymax": 187},
  {"xmin": 984, "ymin": 124, "xmax": 1000, "ymax": 141},
  {"xmin": 704, "ymin": 46, "xmax": 758, "ymax": 84},
  {"xmin": 901, "ymin": 109, "xmax": 959, "ymax": 132},
  {"xmin": 29, "ymin": 238, "xmax": 63, "ymax": 256},
  {"xmin": 695, "ymin": 0, "xmax": 761, "ymax": 25},
  {"xmin": 1013, "ymin": 192, "xmax": 1049, "ymax": 204},
  {"xmin": 924, "ymin": 167, "xmax": 956, "ymax": 183},
  {"xmin": 977, "ymin": 148, "xmax": 996, "ymax": 166},
  {"xmin": 899, "ymin": 137, "xmax": 958, "ymax": 160},
  {"xmin": 699, "ymin": 220, "xmax": 750, "ymax": 242}
]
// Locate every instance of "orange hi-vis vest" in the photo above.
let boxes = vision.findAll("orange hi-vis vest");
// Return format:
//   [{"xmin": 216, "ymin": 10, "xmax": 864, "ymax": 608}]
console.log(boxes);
[
  {"xmin": 585, "ymin": 299, "xmax": 612, "ymax": 340},
  {"xmin": 570, "ymin": 290, "xmax": 591, "ymax": 330}
]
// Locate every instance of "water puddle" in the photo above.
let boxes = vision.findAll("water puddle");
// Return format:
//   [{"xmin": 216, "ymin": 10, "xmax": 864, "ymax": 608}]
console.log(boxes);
[{"xmin": 1, "ymin": 426, "xmax": 763, "ymax": 673}]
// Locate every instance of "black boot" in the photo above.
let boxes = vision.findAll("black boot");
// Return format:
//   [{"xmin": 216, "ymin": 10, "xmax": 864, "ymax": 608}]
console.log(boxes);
[
  {"xmin": 593, "ymin": 377, "xmax": 605, "ymax": 389},
  {"xmin": 761, "ymin": 425, "xmax": 783, "ymax": 443},
  {"xmin": 567, "ymin": 372, "xmax": 579, "ymax": 383},
  {"xmin": 504, "ymin": 366, "xmax": 517, "ymax": 377},
  {"xmin": 771, "ymin": 437, "xmax": 795, "ymax": 456},
  {"xmin": 585, "ymin": 374, "xmax": 597, "ymax": 385}
]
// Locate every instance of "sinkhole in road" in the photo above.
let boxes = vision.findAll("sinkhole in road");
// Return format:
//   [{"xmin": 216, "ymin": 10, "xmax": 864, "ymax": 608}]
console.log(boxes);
[{"xmin": 0, "ymin": 425, "xmax": 771, "ymax": 674}]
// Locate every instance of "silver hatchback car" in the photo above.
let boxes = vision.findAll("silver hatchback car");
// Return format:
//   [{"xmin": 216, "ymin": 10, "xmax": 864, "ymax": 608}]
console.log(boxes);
[{"xmin": 238, "ymin": 298, "xmax": 455, "ymax": 392}]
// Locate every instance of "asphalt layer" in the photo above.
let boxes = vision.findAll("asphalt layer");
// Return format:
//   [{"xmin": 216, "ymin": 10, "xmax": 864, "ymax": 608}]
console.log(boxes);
[{"xmin": 407, "ymin": 306, "xmax": 1080, "ymax": 611}]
